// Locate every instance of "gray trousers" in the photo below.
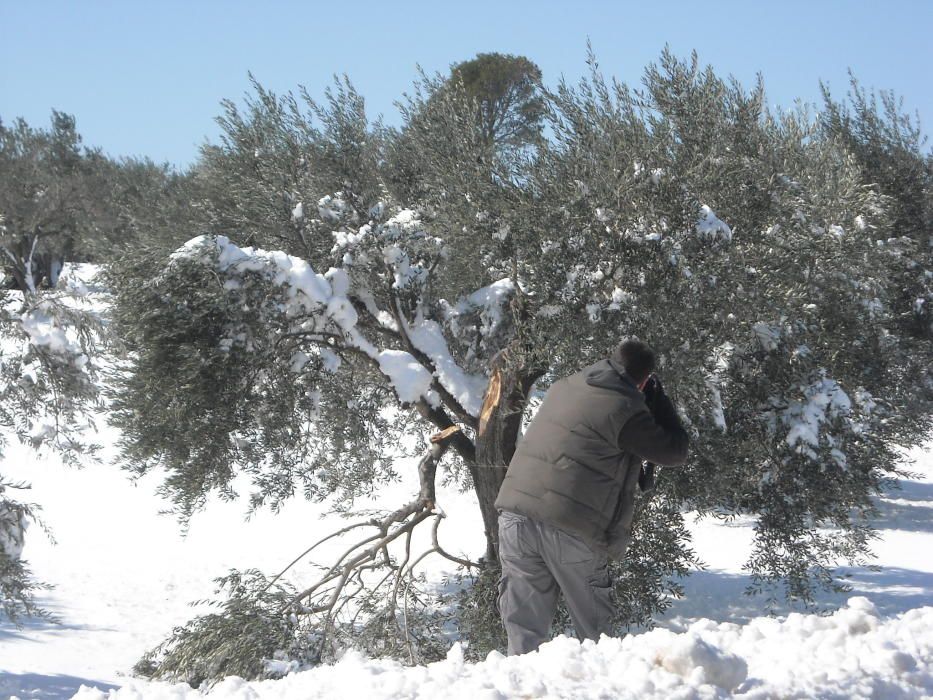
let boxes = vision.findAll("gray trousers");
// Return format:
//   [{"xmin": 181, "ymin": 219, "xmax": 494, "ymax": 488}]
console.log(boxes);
[{"xmin": 496, "ymin": 510, "xmax": 613, "ymax": 655}]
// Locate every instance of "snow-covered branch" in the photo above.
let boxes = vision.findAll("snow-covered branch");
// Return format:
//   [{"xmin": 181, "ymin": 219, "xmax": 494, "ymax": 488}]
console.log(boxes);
[{"xmin": 170, "ymin": 207, "xmax": 517, "ymax": 436}]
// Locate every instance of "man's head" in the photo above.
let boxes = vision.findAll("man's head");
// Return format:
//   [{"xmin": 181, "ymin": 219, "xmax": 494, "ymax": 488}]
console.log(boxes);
[{"xmin": 612, "ymin": 339, "xmax": 656, "ymax": 389}]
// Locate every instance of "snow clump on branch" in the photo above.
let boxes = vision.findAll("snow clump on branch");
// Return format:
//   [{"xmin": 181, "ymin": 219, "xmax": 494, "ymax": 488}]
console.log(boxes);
[
  {"xmin": 695, "ymin": 205, "xmax": 733, "ymax": 243},
  {"xmin": 171, "ymin": 233, "xmax": 437, "ymax": 406},
  {"xmin": 170, "ymin": 208, "xmax": 510, "ymax": 418}
]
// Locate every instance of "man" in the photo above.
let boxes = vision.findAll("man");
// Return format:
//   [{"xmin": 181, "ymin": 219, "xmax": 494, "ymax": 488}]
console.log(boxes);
[{"xmin": 494, "ymin": 339, "xmax": 688, "ymax": 655}]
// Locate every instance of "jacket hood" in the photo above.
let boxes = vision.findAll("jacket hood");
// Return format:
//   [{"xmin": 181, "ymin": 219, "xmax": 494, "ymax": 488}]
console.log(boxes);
[{"xmin": 584, "ymin": 358, "xmax": 643, "ymax": 399}]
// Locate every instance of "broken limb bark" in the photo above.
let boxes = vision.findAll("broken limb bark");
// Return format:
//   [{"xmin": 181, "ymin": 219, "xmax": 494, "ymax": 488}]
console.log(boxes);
[
  {"xmin": 473, "ymin": 349, "xmax": 545, "ymax": 562},
  {"xmin": 408, "ymin": 350, "xmax": 542, "ymax": 565},
  {"xmin": 413, "ymin": 400, "xmax": 476, "ymax": 465}
]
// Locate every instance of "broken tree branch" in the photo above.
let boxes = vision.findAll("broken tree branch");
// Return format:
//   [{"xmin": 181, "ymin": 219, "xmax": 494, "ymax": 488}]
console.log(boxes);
[{"xmin": 277, "ymin": 424, "xmax": 475, "ymax": 633}]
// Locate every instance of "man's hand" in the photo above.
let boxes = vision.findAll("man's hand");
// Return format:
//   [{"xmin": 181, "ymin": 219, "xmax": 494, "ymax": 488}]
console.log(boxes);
[
  {"xmin": 642, "ymin": 374, "xmax": 661, "ymax": 409},
  {"xmin": 643, "ymin": 375, "xmax": 682, "ymax": 430},
  {"xmin": 618, "ymin": 372, "xmax": 689, "ymax": 467}
]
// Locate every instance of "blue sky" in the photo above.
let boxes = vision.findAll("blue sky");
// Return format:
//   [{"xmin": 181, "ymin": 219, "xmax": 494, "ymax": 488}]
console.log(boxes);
[{"xmin": 2, "ymin": 0, "xmax": 931, "ymax": 168}]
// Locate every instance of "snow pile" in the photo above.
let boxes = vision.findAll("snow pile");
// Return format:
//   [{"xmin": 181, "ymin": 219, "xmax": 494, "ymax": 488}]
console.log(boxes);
[
  {"xmin": 375, "ymin": 349, "xmax": 434, "ymax": 404},
  {"xmin": 58, "ymin": 262, "xmax": 104, "ymax": 294},
  {"xmin": 407, "ymin": 319, "xmax": 487, "ymax": 416},
  {"xmin": 72, "ymin": 598, "xmax": 933, "ymax": 700},
  {"xmin": 17, "ymin": 264, "xmax": 101, "ymax": 365},
  {"xmin": 170, "ymin": 233, "xmax": 444, "ymax": 408},
  {"xmin": 455, "ymin": 279, "xmax": 514, "ymax": 337},
  {"xmin": 317, "ymin": 193, "xmax": 350, "ymax": 222},
  {"xmin": 704, "ymin": 342, "xmax": 734, "ymax": 432},
  {"xmin": 20, "ymin": 303, "xmax": 86, "ymax": 359}
]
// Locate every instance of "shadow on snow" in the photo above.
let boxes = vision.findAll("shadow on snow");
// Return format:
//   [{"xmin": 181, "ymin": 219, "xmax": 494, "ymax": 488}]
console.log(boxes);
[
  {"xmin": 0, "ymin": 671, "xmax": 119, "ymax": 700},
  {"xmin": 658, "ymin": 564, "xmax": 933, "ymax": 629},
  {"xmin": 0, "ymin": 596, "xmax": 118, "ymax": 644},
  {"xmin": 874, "ymin": 478, "xmax": 933, "ymax": 533}
]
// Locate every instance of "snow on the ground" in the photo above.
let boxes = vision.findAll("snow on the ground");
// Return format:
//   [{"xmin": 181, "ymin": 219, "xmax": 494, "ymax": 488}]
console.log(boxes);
[
  {"xmin": 0, "ymin": 418, "xmax": 931, "ymax": 699},
  {"xmin": 662, "ymin": 442, "xmax": 933, "ymax": 626},
  {"xmin": 0, "ymin": 423, "xmax": 484, "ymax": 699},
  {"xmin": 70, "ymin": 598, "xmax": 933, "ymax": 699}
]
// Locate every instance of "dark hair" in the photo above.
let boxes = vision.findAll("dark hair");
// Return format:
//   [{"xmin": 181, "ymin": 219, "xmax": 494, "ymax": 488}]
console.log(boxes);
[{"xmin": 613, "ymin": 339, "xmax": 656, "ymax": 383}]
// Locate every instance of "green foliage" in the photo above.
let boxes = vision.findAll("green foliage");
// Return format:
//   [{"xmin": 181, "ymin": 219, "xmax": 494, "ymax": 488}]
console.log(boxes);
[
  {"xmin": 196, "ymin": 75, "xmax": 383, "ymax": 260},
  {"xmin": 821, "ymin": 75, "xmax": 933, "ymax": 397},
  {"xmin": 0, "ymin": 111, "xmax": 96, "ymax": 290},
  {"xmin": 0, "ymin": 479, "xmax": 54, "ymax": 625},
  {"xmin": 103, "ymin": 156, "xmax": 203, "ymax": 255},
  {"xmin": 611, "ymin": 494, "xmax": 700, "ymax": 628},
  {"xmin": 1, "ymin": 291, "xmax": 101, "ymax": 461},
  {"xmin": 384, "ymin": 68, "xmax": 511, "ymax": 299},
  {"xmin": 448, "ymin": 565, "xmax": 507, "ymax": 662},
  {"xmin": 450, "ymin": 52, "xmax": 545, "ymax": 151},
  {"xmin": 821, "ymin": 75, "xmax": 930, "ymax": 244},
  {"xmin": 344, "ymin": 585, "xmax": 450, "ymax": 666},
  {"xmin": 0, "ymin": 111, "xmax": 196, "ymax": 289},
  {"xmin": 134, "ymin": 570, "xmax": 308, "ymax": 687},
  {"xmin": 103, "ymin": 240, "xmax": 399, "ymax": 520},
  {"xmin": 388, "ymin": 52, "xmax": 543, "ymax": 205},
  {"xmin": 136, "ymin": 564, "xmax": 454, "ymax": 685}
]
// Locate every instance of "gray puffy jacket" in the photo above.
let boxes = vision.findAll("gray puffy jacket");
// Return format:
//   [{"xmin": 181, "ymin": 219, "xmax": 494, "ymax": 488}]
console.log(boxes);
[{"xmin": 494, "ymin": 358, "xmax": 688, "ymax": 558}]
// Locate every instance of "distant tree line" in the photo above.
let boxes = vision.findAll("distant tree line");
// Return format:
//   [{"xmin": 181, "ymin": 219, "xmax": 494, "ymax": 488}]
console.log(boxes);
[{"xmin": 0, "ymin": 110, "xmax": 199, "ymax": 291}]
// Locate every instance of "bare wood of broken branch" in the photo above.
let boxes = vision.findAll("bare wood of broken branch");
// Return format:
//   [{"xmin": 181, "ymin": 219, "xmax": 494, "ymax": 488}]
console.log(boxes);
[
  {"xmin": 400, "ymin": 514, "xmax": 481, "ymax": 577},
  {"xmin": 316, "ymin": 564, "xmax": 379, "ymax": 657},
  {"xmin": 284, "ymin": 531, "xmax": 386, "ymax": 611},
  {"xmin": 288, "ymin": 509, "xmax": 436, "ymax": 615},
  {"xmin": 478, "ymin": 366, "xmax": 502, "ymax": 437},
  {"xmin": 388, "ymin": 525, "xmax": 415, "ymax": 628},
  {"xmin": 415, "ymin": 399, "xmax": 477, "ymax": 466}
]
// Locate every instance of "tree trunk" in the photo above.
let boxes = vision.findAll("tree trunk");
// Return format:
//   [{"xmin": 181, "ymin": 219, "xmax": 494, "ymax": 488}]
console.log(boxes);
[{"xmin": 472, "ymin": 352, "xmax": 543, "ymax": 563}]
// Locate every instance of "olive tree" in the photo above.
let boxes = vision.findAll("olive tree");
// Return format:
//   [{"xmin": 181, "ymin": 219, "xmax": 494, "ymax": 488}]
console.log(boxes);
[{"xmin": 108, "ymin": 51, "xmax": 931, "ymax": 679}]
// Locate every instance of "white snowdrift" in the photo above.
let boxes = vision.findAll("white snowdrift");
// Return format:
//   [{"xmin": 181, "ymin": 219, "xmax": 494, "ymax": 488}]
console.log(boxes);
[{"xmin": 72, "ymin": 597, "xmax": 932, "ymax": 700}]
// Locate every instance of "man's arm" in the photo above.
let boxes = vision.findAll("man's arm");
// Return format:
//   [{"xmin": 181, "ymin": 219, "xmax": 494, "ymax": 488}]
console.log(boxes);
[{"xmin": 617, "ymin": 385, "xmax": 688, "ymax": 466}]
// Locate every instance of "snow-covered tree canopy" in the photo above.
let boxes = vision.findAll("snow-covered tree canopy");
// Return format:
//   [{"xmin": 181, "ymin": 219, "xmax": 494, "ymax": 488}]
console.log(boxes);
[{"xmin": 107, "ymin": 49, "xmax": 932, "ymax": 620}]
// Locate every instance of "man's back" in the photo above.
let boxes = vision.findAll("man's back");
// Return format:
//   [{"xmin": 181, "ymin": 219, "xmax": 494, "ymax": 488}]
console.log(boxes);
[{"xmin": 496, "ymin": 359, "xmax": 647, "ymax": 546}]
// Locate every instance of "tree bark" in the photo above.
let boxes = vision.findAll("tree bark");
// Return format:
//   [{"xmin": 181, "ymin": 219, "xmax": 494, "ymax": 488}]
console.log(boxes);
[{"xmin": 472, "ymin": 351, "xmax": 543, "ymax": 563}]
